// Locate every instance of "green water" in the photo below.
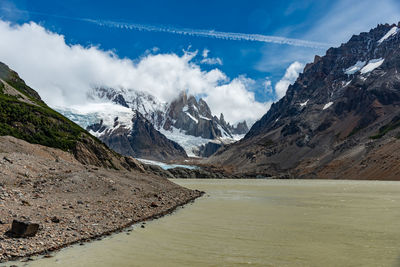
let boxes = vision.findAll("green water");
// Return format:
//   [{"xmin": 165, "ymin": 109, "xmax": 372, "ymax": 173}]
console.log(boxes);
[{"xmin": 17, "ymin": 179, "xmax": 400, "ymax": 267}]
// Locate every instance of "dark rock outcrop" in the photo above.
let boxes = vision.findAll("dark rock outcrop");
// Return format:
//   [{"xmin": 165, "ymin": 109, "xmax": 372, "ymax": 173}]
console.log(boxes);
[
  {"xmin": 233, "ymin": 121, "xmax": 249, "ymax": 135},
  {"xmin": 198, "ymin": 142, "xmax": 223, "ymax": 157}
]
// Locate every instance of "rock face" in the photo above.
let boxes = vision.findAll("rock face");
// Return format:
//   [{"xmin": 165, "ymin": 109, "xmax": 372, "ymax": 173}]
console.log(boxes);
[
  {"xmin": 208, "ymin": 23, "xmax": 400, "ymax": 180},
  {"xmin": 163, "ymin": 92, "xmax": 248, "ymax": 139},
  {"xmin": 164, "ymin": 92, "xmax": 222, "ymax": 139},
  {"xmin": 88, "ymin": 111, "xmax": 187, "ymax": 161},
  {"xmin": 198, "ymin": 142, "xmax": 223, "ymax": 157}
]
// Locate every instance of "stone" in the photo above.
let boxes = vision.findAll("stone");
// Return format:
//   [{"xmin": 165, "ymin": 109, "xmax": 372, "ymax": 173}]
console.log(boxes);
[
  {"xmin": 11, "ymin": 220, "xmax": 39, "ymax": 237},
  {"xmin": 51, "ymin": 216, "xmax": 60, "ymax": 223}
]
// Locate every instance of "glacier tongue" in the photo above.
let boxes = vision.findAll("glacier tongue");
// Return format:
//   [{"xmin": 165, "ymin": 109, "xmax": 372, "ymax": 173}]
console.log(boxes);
[
  {"xmin": 56, "ymin": 103, "xmax": 134, "ymax": 131},
  {"xmin": 159, "ymin": 127, "xmax": 212, "ymax": 157}
]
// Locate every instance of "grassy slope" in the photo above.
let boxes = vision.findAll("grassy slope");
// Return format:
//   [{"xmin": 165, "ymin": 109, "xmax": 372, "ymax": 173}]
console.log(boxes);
[
  {"xmin": 0, "ymin": 62, "xmax": 89, "ymax": 151},
  {"xmin": 0, "ymin": 62, "xmax": 156, "ymax": 172}
]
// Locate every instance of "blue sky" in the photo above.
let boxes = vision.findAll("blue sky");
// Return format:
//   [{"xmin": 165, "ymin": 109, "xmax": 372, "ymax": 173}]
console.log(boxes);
[
  {"xmin": 0, "ymin": 0, "xmax": 330, "ymax": 88},
  {"xmin": 0, "ymin": 0, "xmax": 399, "ymax": 124}
]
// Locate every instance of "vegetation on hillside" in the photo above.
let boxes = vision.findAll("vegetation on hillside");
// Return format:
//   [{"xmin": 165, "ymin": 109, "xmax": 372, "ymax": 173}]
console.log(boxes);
[{"xmin": 0, "ymin": 62, "xmax": 88, "ymax": 151}]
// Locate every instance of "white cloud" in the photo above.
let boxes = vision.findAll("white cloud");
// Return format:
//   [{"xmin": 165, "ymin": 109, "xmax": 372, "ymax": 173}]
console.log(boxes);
[
  {"xmin": 201, "ymin": 57, "xmax": 223, "ymax": 65},
  {"xmin": 275, "ymin": 61, "xmax": 304, "ymax": 99},
  {"xmin": 202, "ymin": 49, "xmax": 209, "ymax": 58},
  {"xmin": 200, "ymin": 48, "xmax": 222, "ymax": 65},
  {"xmin": 0, "ymin": 20, "xmax": 268, "ymax": 125},
  {"xmin": 204, "ymin": 77, "xmax": 272, "ymax": 125},
  {"xmin": 264, "ymin": 79, "xmax": 273, "ymax": 94}
]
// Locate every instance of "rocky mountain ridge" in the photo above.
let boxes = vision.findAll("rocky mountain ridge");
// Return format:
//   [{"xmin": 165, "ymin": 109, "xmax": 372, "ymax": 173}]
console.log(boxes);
[{"xmin": 208, "ymin": 23, "xmax": 400, "ymax": 180}]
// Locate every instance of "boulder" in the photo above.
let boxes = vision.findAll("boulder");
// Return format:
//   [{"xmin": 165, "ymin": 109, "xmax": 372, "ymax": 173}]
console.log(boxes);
[{"xmin": 11, "ymin": 220, "xmax": 39, "ymax": 237}]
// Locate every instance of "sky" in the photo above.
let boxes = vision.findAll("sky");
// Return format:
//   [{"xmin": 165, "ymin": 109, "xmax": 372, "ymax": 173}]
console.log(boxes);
[{"xmin": 0, "ymin": 0, "xmax": 399, "ymax": 125}]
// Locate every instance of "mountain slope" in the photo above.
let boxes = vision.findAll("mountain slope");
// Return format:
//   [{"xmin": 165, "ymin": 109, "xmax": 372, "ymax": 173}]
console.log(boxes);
[
  {"xmin": 0, "ymin": 62, "xmax": 142, "ymax": 170},
  {"xmin": 208, "ymin": 23, "xmax": 400, "ymax": 180}
]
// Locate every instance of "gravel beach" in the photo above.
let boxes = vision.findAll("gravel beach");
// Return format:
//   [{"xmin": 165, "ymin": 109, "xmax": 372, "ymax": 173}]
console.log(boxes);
[{"xmin": 0, "ymin": 136, "xmax": 203, "ymax": 262}]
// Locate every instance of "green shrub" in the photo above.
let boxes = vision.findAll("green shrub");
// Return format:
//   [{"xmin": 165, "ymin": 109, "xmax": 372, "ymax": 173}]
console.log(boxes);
[
  {"xmin": 0, "ymin": 94, "xmax": 86, "ymax": 151},
  {"xmin": 0, "ymin": 62, "xmax": 101, "ymax": 152}
]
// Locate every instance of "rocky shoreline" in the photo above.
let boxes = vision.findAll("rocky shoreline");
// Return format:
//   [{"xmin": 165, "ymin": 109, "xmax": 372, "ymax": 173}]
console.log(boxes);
[
  {"xmin": 0, "ymin": 136, "xmax": 204, "ymax": 263},
  {"xmin": 1, "ymin": 192, "xmax": 203, "ymax": 264}
]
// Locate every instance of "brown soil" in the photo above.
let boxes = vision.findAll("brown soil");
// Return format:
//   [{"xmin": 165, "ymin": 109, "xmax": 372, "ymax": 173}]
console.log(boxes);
[{"xmin": 0, "ymin": 136, "xmax": 203, "ymax": 262}]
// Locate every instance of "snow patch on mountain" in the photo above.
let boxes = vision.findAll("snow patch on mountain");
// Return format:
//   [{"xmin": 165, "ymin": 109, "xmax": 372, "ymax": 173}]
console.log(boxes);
[
  {"xmin": 323, "ymin": 102, "xmax": 333, "ymax": 110},
  {"xmin": 300, "ymin": 99, "xmax": 309, "ymax": 107},
  {"xmin": 217, "ymin": 124, "xmax": 230, "ymax": 138},
  {"xmin": 185, "ymin": 112, "xmax": 198, "ymax": 123},
  {"xmin": 378, "ymin": 26, "xmax": 399, "ymax": 44},
  {"xmin": 343, "ymin": 80, "xmax": 352, "ymax": 87},
  {"xmin": 360, "ymin": 58, "xmax": 384, "ymax": 74},
  {"xmin": 345, "ymin": 61, "xmax": 366, "ymax": 75},
  {"xmin": 199, "ymin": 115, "xmax": 211, "ymax": 121}
]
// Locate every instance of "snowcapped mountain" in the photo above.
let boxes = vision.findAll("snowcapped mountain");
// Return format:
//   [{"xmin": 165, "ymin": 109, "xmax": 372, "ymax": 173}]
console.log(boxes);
[{"xmin": 58, "ymin": 87, "xmax": 248, "ymax": 159}]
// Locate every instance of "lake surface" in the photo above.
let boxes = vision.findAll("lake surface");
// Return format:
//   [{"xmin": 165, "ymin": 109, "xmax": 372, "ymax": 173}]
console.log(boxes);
[{"xmin": 15, "ymin": 179, "xmax": 400, "ymax": 267}]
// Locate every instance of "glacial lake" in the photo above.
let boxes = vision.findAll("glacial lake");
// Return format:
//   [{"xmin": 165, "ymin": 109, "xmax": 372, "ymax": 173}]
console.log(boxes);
[{"xmin": 14, "ymin": 179, "xmax": 400, "ymax": 267}]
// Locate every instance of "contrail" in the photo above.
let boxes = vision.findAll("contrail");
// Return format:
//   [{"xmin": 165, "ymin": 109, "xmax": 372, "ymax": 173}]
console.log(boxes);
[
  {"xmin": 91, "ymin": 20, "xmax": 330, "ymax": 49},
  {"xmin": 1, "ymin": 7, "xmax": 330, "ymax": 49}
]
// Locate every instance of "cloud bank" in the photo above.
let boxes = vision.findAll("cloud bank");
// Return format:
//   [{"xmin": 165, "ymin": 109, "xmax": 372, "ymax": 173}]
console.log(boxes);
[{"xmin": 0, "ymin": 20, "xmax": 271, "ymax": 125}]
